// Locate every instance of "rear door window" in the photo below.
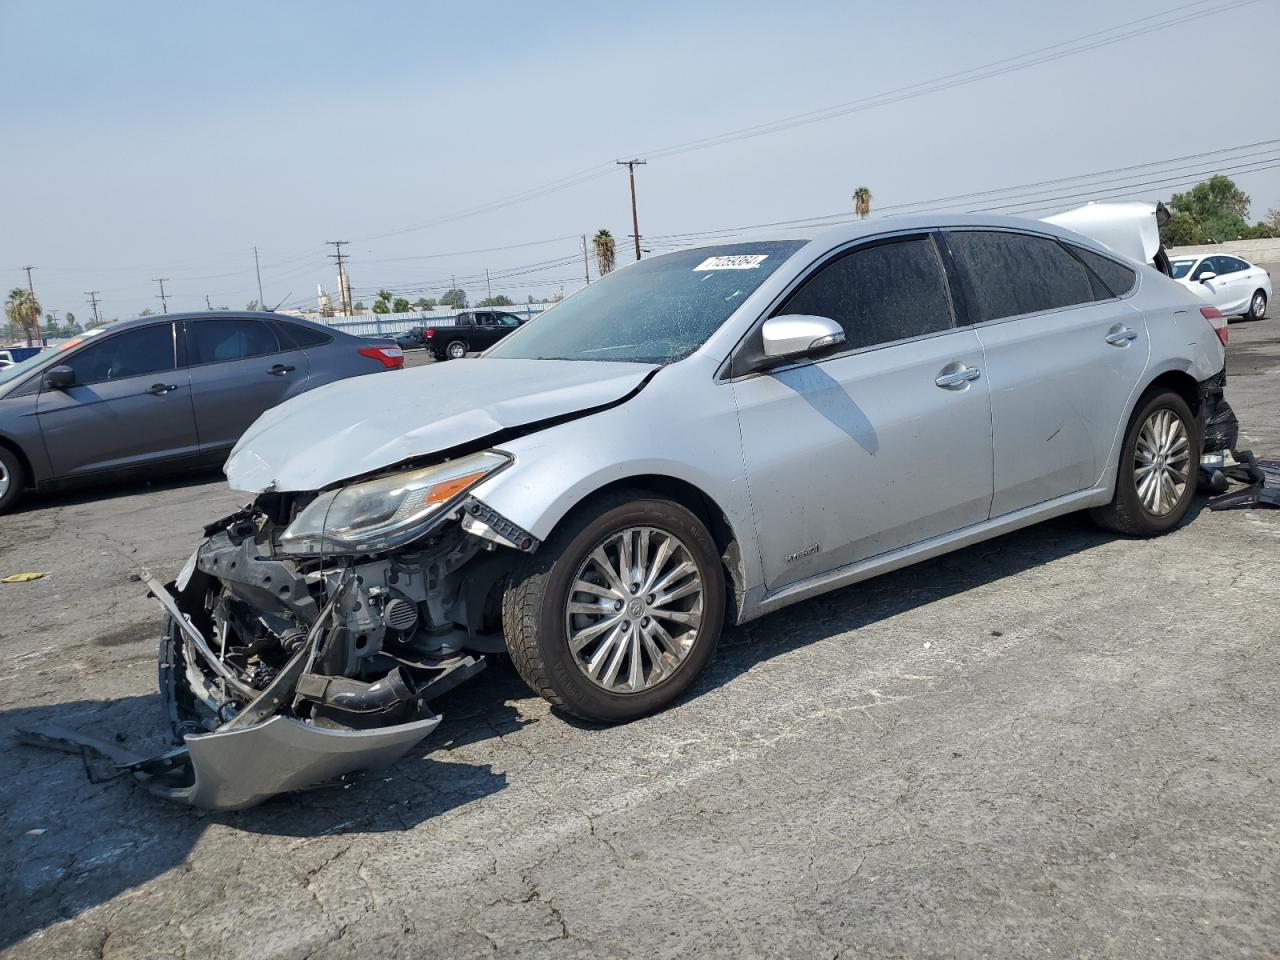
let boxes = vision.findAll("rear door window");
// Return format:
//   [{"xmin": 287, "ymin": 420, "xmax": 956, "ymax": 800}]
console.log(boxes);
[
  {"xmin": 64, "ymin": 323, "xmax": 176, "ymax": 384},
  {"xmin": 946, "ymin": 230, "xmax": 1094, "ymax": 322},
  {"xmin": 778, "ymin": 235, "xmax": 955, "ymax": 351},
  {"xmin": 187, "ymin": 319, "xmax": 282, "ymax": 366}
]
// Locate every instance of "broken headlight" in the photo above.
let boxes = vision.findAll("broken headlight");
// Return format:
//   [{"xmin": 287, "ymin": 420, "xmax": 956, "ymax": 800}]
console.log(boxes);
[{"xmin": 277, "ymin": 451, "xmax": 511, "ymax": 555}]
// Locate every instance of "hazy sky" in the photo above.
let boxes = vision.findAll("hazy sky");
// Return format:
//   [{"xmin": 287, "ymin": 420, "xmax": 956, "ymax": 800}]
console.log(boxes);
[{"xmin": 3, "ymin": 0, "xmax": 1278, "ymax": 321}]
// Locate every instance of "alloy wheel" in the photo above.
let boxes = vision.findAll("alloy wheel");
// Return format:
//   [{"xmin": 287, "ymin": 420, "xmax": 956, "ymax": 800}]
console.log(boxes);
[
  {"xmin": 564, "ymin": 526, "xmax": 704, "ymax": 693},
  {"xmin": 1252, "ymin": 292, "xmax": 1266, "ymax": 319},
  {"xmin": 1134, "ymin": 408, "xmax": 1190, "ymax": 516},
  {"xmin": 0, "ymin": 460, "xmax": 9, "ymax": 500}
]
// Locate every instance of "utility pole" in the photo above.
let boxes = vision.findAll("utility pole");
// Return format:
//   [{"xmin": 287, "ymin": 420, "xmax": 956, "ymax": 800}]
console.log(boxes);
[
  {"xmin": 205, "ymin": 294, "xmax": 213, "ymax": 310},
  {"xmin": 485, "ymin": 269, "xmax": 492, "ymax": 301},
  {"xmin": 253, "ymin": 245, "xmax": 264, "ymax": 308},
  {"xmin": 616, "ymin": 159, "xmax": 647, "ymax": 260},
  {"xmin": 326, "ymin": 241, "xmax": 350, "ymax": 315},
  {"xmin": 582, "ymin": 234, "xmax": 591, "ymax": 284},
  {"xmin": 153, "ymin": 278, "xmax": 170, "ymax": 313},
  {"xmin": 85, "ymin": 290, "xmax": 102, "ymax": 327},
  {"xmin": 22, "ymin": 265, "xmax": 41, "ymax": 346}
]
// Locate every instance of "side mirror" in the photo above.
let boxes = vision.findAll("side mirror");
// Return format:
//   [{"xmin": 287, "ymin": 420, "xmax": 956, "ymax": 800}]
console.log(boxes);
[
  {"xmin": 761, "ymin": 315, "xmax": 846, "ymax": 360},
  {"xmin": 1198, "ymin": 271, "xmax": 1217, "ymax": 283},
  {"xmin": 44, "ymin": 365, "xmax": 75, "ymax": 389}
]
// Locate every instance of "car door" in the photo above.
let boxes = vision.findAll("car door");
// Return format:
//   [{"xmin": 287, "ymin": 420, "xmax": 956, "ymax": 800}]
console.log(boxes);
[
  {"xmin": 1212, "ymin": 256, "xmax": 1252, "ymax": 315},
  {"xmin": 731, "ymin": 232, "xmax": 994, "ymax": 590},
  {"xmin": 34, "ymin": 321, "xmax": 200, "ymax": 478},
  {"xmin": 943, "ymin": 229, "xmax": 1150, "ymax": 516},
  {"xmin": 182, "ymin": 316, "xmax": 312, "ymax": 453},
  {"xmin": 474, "ymin": 313, "xmax": 503, "ymax": 348},
  {"xmin": 1190, "ymin": 257, "xmax": 1231, "ymax": 312}
]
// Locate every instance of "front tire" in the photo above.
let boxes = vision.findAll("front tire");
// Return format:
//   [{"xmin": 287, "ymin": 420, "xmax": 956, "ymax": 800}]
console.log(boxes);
[
  {"xmin": 502, "ymin": 490, "xmax": 725, "ymax": 723},
  {"xmin": 1091, "ymin": 388, "xmax": 1199, "ymax": 536},
  {"xmin": 0, "ymin": 445, "xmax": 25, "ymax": 514}
]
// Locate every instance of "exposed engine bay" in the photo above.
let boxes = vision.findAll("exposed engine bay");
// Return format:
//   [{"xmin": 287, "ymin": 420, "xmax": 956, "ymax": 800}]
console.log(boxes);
[
  {"xmin": 13, "ymin": 455, "xmax": 544, "ymax": 811},
  {"xmin": 140, "ymin": 475, "xmax": 539, "ymax": 809}
]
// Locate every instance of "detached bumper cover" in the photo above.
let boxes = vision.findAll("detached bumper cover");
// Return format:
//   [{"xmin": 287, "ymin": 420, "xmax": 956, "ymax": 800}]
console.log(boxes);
[{"xmin": 17, "ymin": 712, "xmax": 441, "ymax": 811}]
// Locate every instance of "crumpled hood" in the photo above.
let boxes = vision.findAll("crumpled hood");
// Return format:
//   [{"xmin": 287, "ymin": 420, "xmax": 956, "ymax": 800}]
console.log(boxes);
[{"xmin": 225, "ymin": 358, "xmax": 656, "ymax": 493}]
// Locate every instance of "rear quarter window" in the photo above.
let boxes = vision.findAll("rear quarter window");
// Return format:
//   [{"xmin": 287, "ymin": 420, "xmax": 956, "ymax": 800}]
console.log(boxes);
[
  {"xmin": 1068, "ymin": 245, "xmax": 1137, "ymax": 298},
  {"xmin": 277, "ymin": 321, "xmax": 334, "ymax": 348}
]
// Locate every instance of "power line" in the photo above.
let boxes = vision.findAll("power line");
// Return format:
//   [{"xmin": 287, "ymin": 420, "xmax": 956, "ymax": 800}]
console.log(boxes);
[{"xmin": 346, "ymin": 0, "xmax": 1257, "ymax": 242}]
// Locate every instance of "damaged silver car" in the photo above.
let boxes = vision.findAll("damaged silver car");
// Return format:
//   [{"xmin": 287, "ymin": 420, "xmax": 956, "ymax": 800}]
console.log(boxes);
[{"xmin": 132, "ymin": 214, "xmax": 1233, "ymax": 808}]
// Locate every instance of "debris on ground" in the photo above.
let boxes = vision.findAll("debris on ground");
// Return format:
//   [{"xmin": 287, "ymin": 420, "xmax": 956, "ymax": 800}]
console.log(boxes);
[
  {"xmin": 1208, "ymin": 450, "xmax": 1280, "ymax": 511},
  {"xmin": 1, "ymin": 572, "xmax": 47, "ymax": 583}
]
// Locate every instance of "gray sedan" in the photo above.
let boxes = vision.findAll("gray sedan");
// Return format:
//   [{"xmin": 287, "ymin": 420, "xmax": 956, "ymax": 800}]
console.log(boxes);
[{"xmin": 0, "ymin": 311, "xmax": 403, "ymax": 512}]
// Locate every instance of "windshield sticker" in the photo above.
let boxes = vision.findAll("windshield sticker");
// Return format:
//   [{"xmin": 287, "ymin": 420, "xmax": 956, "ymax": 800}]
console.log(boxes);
[{"xmin": 693, "ymin": 254, "xmax": 768, "ymax": 271}]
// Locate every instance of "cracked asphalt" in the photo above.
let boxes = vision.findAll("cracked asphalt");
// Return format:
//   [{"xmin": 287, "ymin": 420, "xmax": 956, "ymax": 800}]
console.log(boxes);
[{"xmin": 1, "ymin": 313, "xmax": 1278, "ymax": 959}]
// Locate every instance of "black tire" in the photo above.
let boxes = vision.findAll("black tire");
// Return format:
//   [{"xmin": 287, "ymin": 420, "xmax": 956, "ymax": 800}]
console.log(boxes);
[
  {"xmin": 1247, "ymin": 289, "xmax": 1267, "ymax": 321},
  {"xmin": 446, "ymin": 340, "xmax": 468, "ymax": 360},
  {"xmin": 1090, "ymin": 388, "xmax": 1199, "ymax": 536},
  {"xmin": 502, "ymin": 489, "xmax": 725, "ymax": 723},
  {"xmin": 0, "ymin": 445, "xmax": 25, "ymax": 515}
]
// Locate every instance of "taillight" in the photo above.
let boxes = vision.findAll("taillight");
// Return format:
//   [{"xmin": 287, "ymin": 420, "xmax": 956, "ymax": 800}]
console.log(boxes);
[
  {"xmin": 358, "ymin": 345, "xmax": 404, "ymax": 369},
  {"xmin": 425, "ymin": 327, "xmax": 434, "ymax": 338},
  {"xmin": 1200, "ymin": 306, "xmax": 1228, "ymax": 347}
]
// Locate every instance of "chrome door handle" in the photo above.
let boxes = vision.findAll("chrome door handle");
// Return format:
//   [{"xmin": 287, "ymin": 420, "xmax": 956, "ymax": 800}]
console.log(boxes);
[
  {"xmin": 267, "ymin": 364, "xmax": 296, "ymax": 376},
  {"xmin": 935, "ymin": 364, "xmax": 981, "ymax": 389},
  {"xmin": 1105, "ymin": 326, "xmax": 1138, "ymax": 346},
  {"xmin": 145, "ymin": 383, "xmax": 178, "ymax": 395}
]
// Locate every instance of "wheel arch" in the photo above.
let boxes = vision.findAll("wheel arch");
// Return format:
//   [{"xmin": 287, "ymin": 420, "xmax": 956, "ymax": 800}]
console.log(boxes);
[
  {"xmin": 0, "ymin": 432, "xmax": 36, "ymax": 491},
  {"xmin": 543, "ymin": 473, "xmax": 748, "ymax": 626}
]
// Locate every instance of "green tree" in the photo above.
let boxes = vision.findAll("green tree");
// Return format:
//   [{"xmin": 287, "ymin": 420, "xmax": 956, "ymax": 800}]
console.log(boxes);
[
  {"xmin": 371, "ymin": 299, "xmax": 390, "ymax": 314},
  {"xmin": 4, "ymin": 287, "xmax": 42, "ymax": 346},
  {"xmin": 853, "ymin": 186, "xmax": 872, "ymax": 219},
  {"xmin": 245, "ymin": 299, "xmax": 260, "ymax": 311},
  {"xmin": 1161, "ymin": 175, "xmax": 1251, "ymax": 244},
  {"xmin": 414, "ymin": 297, "xmax": 437, "ymax": 311},
  {"xmin": 1266, "ymin": 209, "xmax": 1280, "ymax": 234},
  {"xmin": 138, "ymin": 307, "xmax": 155, "ymax": 317},
  {"xmin": 592, "ymin": 229, "xmax": 616, "ymax": 276},
  {"xmin": 439, "ymin": 287, "xmax": 468, "ymax": 309},
  {"xmin": 477, "ymin": 294, "xmax": 514, "ymax": 307},
  {"xmin": 353, "ymin": 301, "xmax": 366, "ymax": 311},
  {"xmin": 392, "ymin": 297, "xmax": 412, "ymax": 313}
]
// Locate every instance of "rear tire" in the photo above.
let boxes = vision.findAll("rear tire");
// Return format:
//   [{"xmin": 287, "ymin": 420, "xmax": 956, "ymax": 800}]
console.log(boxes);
[
  {"xmin": 1090, "ymin": 388, "xmax": 1199, "ymax": 536},
  {"xmin": 0, "ymin": 445, "xmax": 25, "ymax": 515},
  {"xmin": 502, "ymin": 490, "xmax": 725, "ymax": 723},
  {"xmin": 446, "ymin": 340, "xmax": 467, "ymax": 360},
  {"xmin": 1247, "ymin": 289, "xmax": 1267, "ymax": 321}
]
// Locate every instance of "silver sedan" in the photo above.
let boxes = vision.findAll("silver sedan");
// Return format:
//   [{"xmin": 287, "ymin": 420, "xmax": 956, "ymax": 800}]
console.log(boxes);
[{"xmin": 150, "ymin": 213, "xmax": 1229, "ymax": 808}]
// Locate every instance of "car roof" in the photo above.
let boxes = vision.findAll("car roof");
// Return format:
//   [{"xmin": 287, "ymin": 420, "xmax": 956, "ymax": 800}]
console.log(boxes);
[
  {"xmin": 640, "ymin": 212, "xmax": 1148, "ymax": 269},
  {"xmin": 91, "ymin": 311, "xmax": 340, "ymax": 335}
]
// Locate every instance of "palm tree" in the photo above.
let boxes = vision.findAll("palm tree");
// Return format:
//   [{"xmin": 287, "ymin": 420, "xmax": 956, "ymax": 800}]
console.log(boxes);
[
  {"xmin": 853, "ymin": 186, "xmax": 872, "ymax": 220},
  {"xmin": 376, "ymin": 289, "xmax": 393, "ymax": 309},
  {"xmin": 4, "ymin": 287, "xmax": 42, "ymax": 346},
  {"xmin": 592, "ymin": 229, "xmax": 616, "ymax": 277}
]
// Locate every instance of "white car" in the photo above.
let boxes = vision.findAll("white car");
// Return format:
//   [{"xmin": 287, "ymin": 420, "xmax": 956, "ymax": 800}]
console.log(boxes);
[{"xmin": 1170, "ymin": 254, "xmax": 1270, "ymax": 320}]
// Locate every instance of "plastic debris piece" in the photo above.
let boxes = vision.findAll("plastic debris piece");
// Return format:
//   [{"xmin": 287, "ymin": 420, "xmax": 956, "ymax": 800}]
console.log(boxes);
[
  {"xmin": 25, "ymin": 829, "xmax": 46, "ymax": 836},
  {"xmin": 1, "ymin": 572, "xmax": 46, "ymax": 583}
]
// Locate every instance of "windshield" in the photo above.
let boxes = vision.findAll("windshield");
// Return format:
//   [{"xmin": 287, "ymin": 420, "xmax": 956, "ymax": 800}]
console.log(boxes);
[
  {"xmin": 1170, "ymin": 259, "xmax": 1197, "ymax": 279},
  {"xmin": 486, "ymin": 240, "xmax": 807, "ymax": 363}
]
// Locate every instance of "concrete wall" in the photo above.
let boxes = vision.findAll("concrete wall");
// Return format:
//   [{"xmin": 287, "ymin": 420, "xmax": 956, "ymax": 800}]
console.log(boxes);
[{"xmin": 1167, "ymin": 238, "xmax": 1280, "ymax": 263}]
